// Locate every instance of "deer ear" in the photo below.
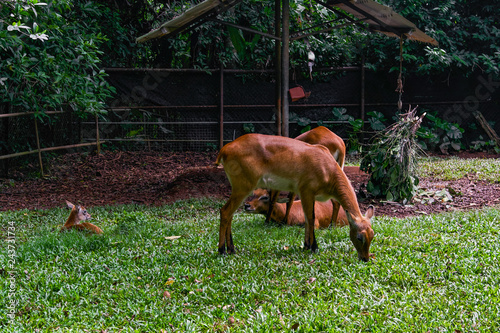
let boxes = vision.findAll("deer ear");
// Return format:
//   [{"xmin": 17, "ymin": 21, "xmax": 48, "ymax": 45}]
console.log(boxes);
[
  {"xmin": 365, "ymin": 205, "xmax": 375, "ymax": 219},
  {"xmin": 66, "ymin": 201, "xmax": 74, "ymax": 209}
]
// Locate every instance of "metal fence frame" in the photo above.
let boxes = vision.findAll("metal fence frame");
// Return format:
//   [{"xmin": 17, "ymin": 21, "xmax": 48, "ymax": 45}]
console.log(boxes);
[{"xmin": 1, "ymin": 68, "xmax": 498, "ymax": 176}]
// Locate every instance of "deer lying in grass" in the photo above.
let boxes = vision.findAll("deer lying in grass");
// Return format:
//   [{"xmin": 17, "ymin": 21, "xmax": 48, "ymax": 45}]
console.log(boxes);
[
  {"xmin": 216, "ymin": 133, "xmax": 374, "ymax": 261},
  {"xmin": 244, "ymin": 189, "xmax": 348, "ymax": 229},
  {"xmin": 263, "ymin": 126, "xmax": 346, "ymax": 226},
  {"xmin": 60, "ymin": 201, "xmax": 103, "ymax": 234}
]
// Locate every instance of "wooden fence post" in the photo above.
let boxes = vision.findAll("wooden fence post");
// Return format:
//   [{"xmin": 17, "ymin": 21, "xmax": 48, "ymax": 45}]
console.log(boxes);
[
  {"xmin": 95, "ymin": 114, "xmax": 101, "ymax": 155},
  {"xmin": 34, "ymin": 116, "xmax": 44, "ymax": 176},
  {"xmin": 219, "ymin": 65, "xmax": 224, "ymax": 149}
]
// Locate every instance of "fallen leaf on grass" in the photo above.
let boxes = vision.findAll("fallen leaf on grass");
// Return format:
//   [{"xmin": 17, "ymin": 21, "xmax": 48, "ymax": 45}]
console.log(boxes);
[
  {"xmin": 165, "ymin": 236, "xmax": 181, "ymax": 240},
  {"xmin": 163, "ymin": 290, "xmax": 171, "ymax": 299},
  {"xmin": 307, "ymin": 277, "xmax": 316, "ymax": 284}
]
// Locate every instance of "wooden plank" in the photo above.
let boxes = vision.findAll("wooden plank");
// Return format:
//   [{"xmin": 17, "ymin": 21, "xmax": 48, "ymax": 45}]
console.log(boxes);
[
  {"xmin": 0, "ymin": 142, "xmax": 104, "ymax": 161},
  {"xmin": 0, "ymin": 111, "xmax": 64, "ymax": 118}
]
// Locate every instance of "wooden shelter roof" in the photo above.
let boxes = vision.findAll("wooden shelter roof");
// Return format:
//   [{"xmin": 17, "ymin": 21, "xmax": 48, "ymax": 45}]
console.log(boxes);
[
  {"xmin": 136, "ymin": 0, "xmax": 437, "ymax": 45},
  {"xmin": 326, "ymin": 0, "xmax": 438, "ymax": 45},
  {"xmin": 136, "ymin": 0, "xmax": 243, "ymax": 43}
]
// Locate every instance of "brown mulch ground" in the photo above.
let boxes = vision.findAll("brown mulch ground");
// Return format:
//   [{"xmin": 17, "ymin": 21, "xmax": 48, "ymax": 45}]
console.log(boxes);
[{"xmin": 1, "ymin": 151, "xmax": 499, "ymax": 218}]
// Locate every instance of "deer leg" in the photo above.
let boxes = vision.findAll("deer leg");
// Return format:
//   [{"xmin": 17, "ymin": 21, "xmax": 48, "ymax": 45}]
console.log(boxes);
[
  {"xmin": 265, "ymin": 190, "xmax": 279, "ymax": 224},
  {"xmin": 330, "ymin": 199, "xmax": 340, "ymax": 226},
  {"xmin": 283, "ymin": 192, "xmax": 296, "ymax": 225},
  {"xmin": 300, "ymin": 192, "xmax": 317, "ymax": 252},
  {"xmin": 219, "ymin": 190, "xmax": 250, "ymax": 255}
]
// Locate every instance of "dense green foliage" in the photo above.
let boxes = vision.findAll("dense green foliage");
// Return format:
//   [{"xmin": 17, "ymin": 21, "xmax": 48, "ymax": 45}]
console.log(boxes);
[
  {"xmin": 387, "ymin": 0, "xmax": 500, "ymax": 76},
  {"xmin": 417, "ymin": 111, "xmax": 465, "ymax": 153},
  {"xmin": 2, "ymin": 0, "xmax": 498, "ymax": 116},
  {"xmin": 1, "ymin": 198, "xmax": 500, "ymax": 331},
  {"xmin": 91, "ymin": 0, "xmax": 499, "ymax": 76},
  {"xmin": 325, "ymin": 108, "xmax": 387, "ymax": 153},
  {"xmin": 0, "ymin": 0, "xmax": 115, "ymax": 117}
]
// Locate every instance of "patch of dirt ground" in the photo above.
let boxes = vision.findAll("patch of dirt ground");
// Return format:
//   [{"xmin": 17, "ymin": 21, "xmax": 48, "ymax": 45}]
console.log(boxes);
[{"xmin": 1, "ymin": 151, "xmax": 499, "ymax": 218}]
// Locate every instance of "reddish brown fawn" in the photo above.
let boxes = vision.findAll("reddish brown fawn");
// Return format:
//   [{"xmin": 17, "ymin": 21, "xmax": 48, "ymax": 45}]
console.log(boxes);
[
  {"xmin": 244, "ymin": 189, "xmax": 348, "ymax": 229},
  {"xmin": 60, "ymin": 201, "xmax": 103, "ymax": 234}
]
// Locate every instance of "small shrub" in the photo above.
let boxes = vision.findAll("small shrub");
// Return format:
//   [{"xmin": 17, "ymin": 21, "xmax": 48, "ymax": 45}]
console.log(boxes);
[{"xmin": 360, "ymin": 107, "xmax": 424, "ymax": 203}]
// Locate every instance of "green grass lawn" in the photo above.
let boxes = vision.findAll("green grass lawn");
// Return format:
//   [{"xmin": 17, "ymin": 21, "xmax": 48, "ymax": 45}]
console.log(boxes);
[
  {"xmin": 1, "ymin": 196, "xmax": 500, "ymax": 332},
  {"xmin": 418, "ymin": 156, "xmax": 500, "ymax": 183}
]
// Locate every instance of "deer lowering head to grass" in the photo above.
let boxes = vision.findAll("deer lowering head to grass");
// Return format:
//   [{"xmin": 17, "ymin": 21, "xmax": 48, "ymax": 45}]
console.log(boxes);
[
  {"xmin": 263, "ymin": 126, "xmax": 346, "ymax": 226},
  {"xmin": 215, "ymin": 133, "xmax": 374, "ymax": 261},
  {"xmin": 60, "ymin": 201, "xmax": 103, "ymax": 234},
  {"xmin": 244, "ymin": 189, "xmax": 348, "ymax": 229}
]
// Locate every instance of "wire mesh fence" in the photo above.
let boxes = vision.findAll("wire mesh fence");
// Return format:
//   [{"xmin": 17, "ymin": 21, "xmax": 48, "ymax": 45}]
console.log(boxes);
[{"xmin": 1, "ymin": 68, "xmax": 499, "ymax": 177}]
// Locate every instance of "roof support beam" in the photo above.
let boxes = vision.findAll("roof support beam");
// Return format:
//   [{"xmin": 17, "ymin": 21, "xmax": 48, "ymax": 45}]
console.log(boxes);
[
  {"xmin": 290, "ymin": 18, "xmax": 364, "ymax": 41},
  {"xmin": 274, "ymin": 0, "xmax": 282, "ymax": 136},
  {"xmin": 281, "ymin": 0, "xmax": 290, "ymax": 137},
  {"xmin": 209, "ymin": 19, "xmax": 281, "ymax": 40}
]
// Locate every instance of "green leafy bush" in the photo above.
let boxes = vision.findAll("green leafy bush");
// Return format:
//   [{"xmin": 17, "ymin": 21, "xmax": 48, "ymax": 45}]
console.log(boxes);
[
  {"xmin": 360, "ymin": 107, "xmax": 424, "ymax": 203},
  {"xmin": 0, "ymin": 0, "xmax": 115, "ymax": 117},
  {"xmin": 327, "ymin": 108, "xmax": 386, "ymax": 153},
  {"xmin": 470, "ymin": 136, "xmax": 500, "ymax": 153},
  {"xmin": 417, "ymin": 112, "xmax": 465, "ymax": 153}
]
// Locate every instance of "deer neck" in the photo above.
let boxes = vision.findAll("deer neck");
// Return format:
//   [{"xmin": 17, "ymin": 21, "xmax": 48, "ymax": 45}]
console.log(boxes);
[
  {"xmin": 329, "ymin": 170, "xmax": 363, "ymax": 220},
  {"xmin": 64, "ymin": 209, "xmax": 80, "ymax": 227}
]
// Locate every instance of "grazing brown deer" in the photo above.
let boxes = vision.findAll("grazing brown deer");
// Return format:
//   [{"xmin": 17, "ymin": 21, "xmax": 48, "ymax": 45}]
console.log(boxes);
[
  {"xmin": 215, "ymin": 133, "xmax": 374, "ymax": 261},
  {"xmin": 60, "ymin": 201, "xmax": 103, "ymax": 234},
  {"xmin": 244, "ymin": 189, "xmax": 348, "ymax": 229},
  {"xmin": 263, "ymin": 126, "xmax": 346, "ymax": 226}
]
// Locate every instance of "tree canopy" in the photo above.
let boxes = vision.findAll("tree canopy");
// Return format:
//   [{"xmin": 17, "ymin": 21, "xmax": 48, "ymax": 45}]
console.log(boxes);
[
  {"xmin": 0, "ymin": 0, "xmax": 115, "ymax": 117},
  {"xmin": 1, "ymin": 0, "xmax": 498, "ymax": 116},
  {"xmin": 91, "ymin": 0, "xmax": 499, "ymax": 76}
]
